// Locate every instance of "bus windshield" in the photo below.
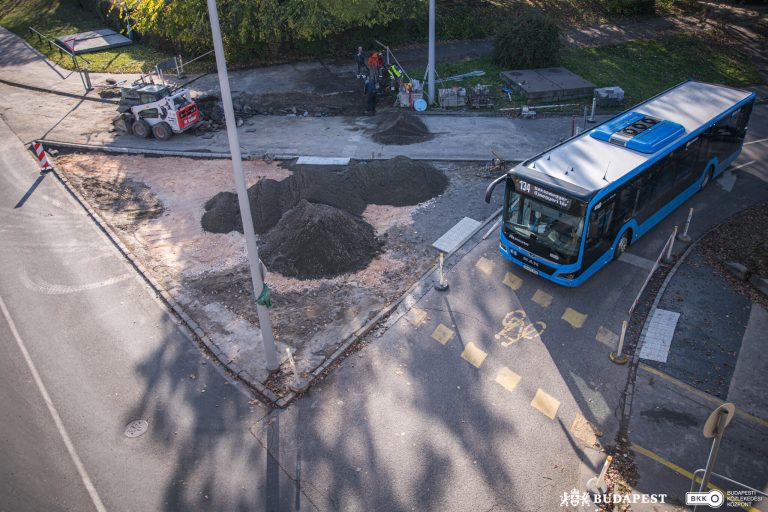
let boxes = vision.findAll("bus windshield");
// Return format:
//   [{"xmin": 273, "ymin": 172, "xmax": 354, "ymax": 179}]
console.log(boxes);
[{"xmin": 504, "ymin": 188, "xmax": 585, "ymax": 264}]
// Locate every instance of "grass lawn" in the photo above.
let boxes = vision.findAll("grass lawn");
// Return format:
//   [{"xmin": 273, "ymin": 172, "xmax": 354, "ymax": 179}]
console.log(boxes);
[
  {"xmin": 411, "ymin": 33, "xmax": 760, "ymax": 111},
  {"xmin": 0, "ymin": 0, "xmax": 171, "ymax": 73},
  {"xmin": 560, "ymin": 34, "xmax": 761, "ymax": 106}
]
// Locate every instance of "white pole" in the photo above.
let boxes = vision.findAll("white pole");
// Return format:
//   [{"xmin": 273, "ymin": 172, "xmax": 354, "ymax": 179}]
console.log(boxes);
[
  {"xmin": 427, "ymin": 0, "xmax": 436, "ymax": 105},
  {"xmin": 206, "ymin": 0, "xmax": 279, "ymax": 371}
]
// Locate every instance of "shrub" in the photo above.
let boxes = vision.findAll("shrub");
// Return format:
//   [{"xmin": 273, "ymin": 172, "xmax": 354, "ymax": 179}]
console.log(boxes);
[
  {"xmin": 492, "ymin": 10, "xmax": 560, "ymax": 70},
  {"xmin": 604, "ymin": 0, "xmax": 656, "ymax": 15}
]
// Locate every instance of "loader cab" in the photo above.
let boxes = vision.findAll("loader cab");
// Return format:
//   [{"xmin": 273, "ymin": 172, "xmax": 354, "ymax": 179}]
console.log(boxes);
[{"xmin": 137, "ymin": 84, "xmax": 170, "ymax": 105}]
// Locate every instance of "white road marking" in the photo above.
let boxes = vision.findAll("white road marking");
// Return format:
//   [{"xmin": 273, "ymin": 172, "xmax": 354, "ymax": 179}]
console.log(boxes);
[
  {"xmin": 619, "ymin": 252, "xmax": 655, "ymax": 270},
  {"xmin": 639, "ymin": 308, "xmax": 680, "ymax": 363},
  {"xmin": 20, "ymin": 267, "xmax": 130, "ymax": 295},
  {"xmin": 717, "ymin": 171, "xmax": 737, "ymax": 192},
  {"xmin": 744, "ymin": 137, "xmax": 768, "ymax": 145},
  {"xmin": 728, "ymin": 160, "xmax": 755, "ymax": 170},
  {"xmin": 0, "ymin": 295, "xmax": 107, "ymax": 512}
]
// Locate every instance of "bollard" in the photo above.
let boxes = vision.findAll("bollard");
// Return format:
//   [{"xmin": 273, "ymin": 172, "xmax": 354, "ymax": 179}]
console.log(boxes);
[
  {"xmin": 583, "ymin": 105, "xmax": 588, "ymax": 130},
  {"xmin": 587, "ymin": 455, "xmax": 613, "ymax": 495},
  {"xmin": 588, "ymin": 96, "xmax": 597, "ymax": 123},
  {"xmin": 571, "ymin": 115, "xmax": 576, "ymax": 137},
  {"xmin": 662, "ymin": 226, "xmax": 678, "ymax": 264},
  {"xmin": 609, "ymin": 320, "xmax": 629, "ymax": 364},
  {"xmin": 677, "ymin": 208, "xmax": 693, "ymax": 243},
  {"xmin": 434, "ymin": 252, "xmax": 449, "ymax": 291},
  {"xmin": 286, "ymin": 348, "xmax": 309, "ymax": 393}
]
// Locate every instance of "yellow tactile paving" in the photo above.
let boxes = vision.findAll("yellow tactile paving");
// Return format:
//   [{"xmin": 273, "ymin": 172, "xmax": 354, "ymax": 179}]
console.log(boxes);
[
  {"xmin": 595, "ymin": 326, "xmax": 618, "ymax": 348},
  {"xmin": 531, "ymin": 289, "xmax": 553, "ymax": 308},
  {"xmin": 494, "ymin": 367, "xmax": 522, "ymax": 393},
  {"xmin": 460, "ymin": 342, "xmax": 488, "ymax": 368},
  {"xmin": 406, "ymin": 307, "xmax": 427, "ymax": 327},
  {"xmin": 530, "ymin": 388, "xmax": 561, "ymax": 420},
  {"xmin": 561, "ymin": 307, "xmax": 588, "ymax": 328},
  {"xmin": 475, "ymin": 257, "xmax": 495, "ymax": 275},
  {"xmin": 502, "ymin": 272, "xmax": 523, "ymax": 291},
  {"xmin": 431, "ymin": 323, "xmax": 454, "ymax": 345}
]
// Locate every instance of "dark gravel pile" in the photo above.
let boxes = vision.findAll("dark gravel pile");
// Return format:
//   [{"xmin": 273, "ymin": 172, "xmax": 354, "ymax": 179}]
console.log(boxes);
[
  {"xmin": 260, "ymin": 200, "xmax": 381, "ymax": 279},
  {"xmin": 370, "ymin": 113, "xmax": 434, "ymax": 145}
]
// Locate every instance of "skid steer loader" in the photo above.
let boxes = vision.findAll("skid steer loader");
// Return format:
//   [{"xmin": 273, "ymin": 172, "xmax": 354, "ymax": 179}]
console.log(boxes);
[{"xmin": 113, "ymin": 82, "xmax": 201, "ymax": 141}]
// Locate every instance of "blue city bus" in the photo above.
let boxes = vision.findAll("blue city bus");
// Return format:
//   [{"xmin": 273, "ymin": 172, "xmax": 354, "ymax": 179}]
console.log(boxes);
[{"xmin": 484, "ymin": 80, "xmax": 756, "ymax": 287}]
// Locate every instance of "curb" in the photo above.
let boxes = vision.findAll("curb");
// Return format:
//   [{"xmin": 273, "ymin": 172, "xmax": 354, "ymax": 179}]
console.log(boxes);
[
  {"xmin": 43, "ymin": 151, "xmax": 280, "ymax": 405},
  {"xmin": 38, "ymin": 139, "xmax": 520, "ymax": 163}
]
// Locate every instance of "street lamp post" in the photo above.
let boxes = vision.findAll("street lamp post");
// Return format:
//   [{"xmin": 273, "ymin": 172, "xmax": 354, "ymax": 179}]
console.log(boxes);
[
  {"xmin": 205, "ymin": 0, "xmax": 279, "ymax": 372},
  {"xmin": 427, "ymin": 0, "xmax": 436, "ymax": 105}
]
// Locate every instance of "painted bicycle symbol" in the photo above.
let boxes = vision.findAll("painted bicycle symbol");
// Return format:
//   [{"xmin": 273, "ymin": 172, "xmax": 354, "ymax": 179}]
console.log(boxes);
[{"xmin": 494, "ymin": 309, "xmax": 546, "ymax": 347}]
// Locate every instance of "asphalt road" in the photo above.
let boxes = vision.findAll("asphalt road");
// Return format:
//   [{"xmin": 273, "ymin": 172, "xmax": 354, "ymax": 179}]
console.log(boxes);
[{"xmin": 0, "ymin": 118, "xmax": 298, "ymax": 511}]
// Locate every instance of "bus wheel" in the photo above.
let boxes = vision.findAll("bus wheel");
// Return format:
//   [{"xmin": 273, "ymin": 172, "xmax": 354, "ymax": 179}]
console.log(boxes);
[
  {"xmin": 614, "ymin": 232, "xmax": 630, "ymax": 260},
  {"xmin": 700, "ymin": 168, "xmax": 713, "ymax": 190}
]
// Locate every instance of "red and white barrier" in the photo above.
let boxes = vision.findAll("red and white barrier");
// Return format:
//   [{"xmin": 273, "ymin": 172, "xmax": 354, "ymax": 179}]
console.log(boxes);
[{"xmin": 33, "ymin": 142, "xmax": 52, "ymax": 171}]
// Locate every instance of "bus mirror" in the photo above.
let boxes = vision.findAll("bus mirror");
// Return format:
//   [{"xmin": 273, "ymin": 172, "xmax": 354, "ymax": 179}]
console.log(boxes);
[{"xmin": 485, "ymin": 174, "xmax": 506, "ymax": 204}]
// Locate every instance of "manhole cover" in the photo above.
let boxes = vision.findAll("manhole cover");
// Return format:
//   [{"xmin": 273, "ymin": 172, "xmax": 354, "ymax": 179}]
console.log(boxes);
[{"xmin": 124, "ymin": 419, "xmax": 148, "ymax": 438}]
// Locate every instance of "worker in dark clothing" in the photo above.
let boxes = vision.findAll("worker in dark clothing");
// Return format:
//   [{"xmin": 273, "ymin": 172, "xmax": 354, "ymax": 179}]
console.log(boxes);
[
  {"xmin": 355, "ymin": 46, "xmax": 366, "ymax": 76},
  {"xmin": 364, "ymin": 76, "xmax": 377, "ymax": 115}
]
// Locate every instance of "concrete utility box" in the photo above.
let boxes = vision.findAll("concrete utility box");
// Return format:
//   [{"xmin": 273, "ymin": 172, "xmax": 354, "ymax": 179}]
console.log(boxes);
[
  {"xmin": 595, "ymin": 86, "xmax": 625, "ymax": 106},
  {"xmin": 55, "ymin": 28, "xmax": 132, "ymax": 55},
  {"xmin": 500, "ymin": 67, "xmax": 595, "ymax": 103}
]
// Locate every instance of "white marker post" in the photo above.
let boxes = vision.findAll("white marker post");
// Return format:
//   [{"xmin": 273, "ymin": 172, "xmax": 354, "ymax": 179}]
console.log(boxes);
[
  {"xmin": 677, "ymin": 208, "xmax": 694, "ymax": 243},
  {"xmin": 609, "ymin": 320, "xmax": 629, "ymax": 364},
  {"xmin": 434, "ymin": 252, "xmax": 449, "ymax": 291},
  {"xmin": 207, "ymin": 0, "xmax": 279, "ymax": 372},
  {"xmin": 587, "ymin": 455, "xmax": 612, "ymax": 495}
]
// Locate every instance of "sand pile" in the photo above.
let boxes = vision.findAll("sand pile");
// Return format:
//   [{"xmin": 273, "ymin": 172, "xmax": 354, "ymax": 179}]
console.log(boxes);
[
  {"xmin": 260, "ymin": 200, "xmax": 381, "ymax": 278},
  {"xmin": 370, "ymin": 113, "xmax": 434, "ymax": 146}
]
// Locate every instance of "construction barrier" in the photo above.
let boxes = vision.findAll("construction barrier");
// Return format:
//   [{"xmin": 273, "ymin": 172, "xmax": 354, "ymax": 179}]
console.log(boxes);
[{"xmin": 33, "ymin": 142, "xmax": 52, "ymax": 171}]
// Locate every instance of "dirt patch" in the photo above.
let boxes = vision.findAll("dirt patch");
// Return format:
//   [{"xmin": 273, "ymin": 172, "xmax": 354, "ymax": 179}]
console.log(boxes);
[
  {"xmin": 699, "ymin": 201, "xmax": 768, "ymax": 308},
  {"xmin": 74, "ymin": 175, "xmax": 164, "ymax": 226},
  {"xmin": 370, "ymin": 112, "xmax": 434, "ymax": 146},
  {"xmin": 260, "ymin": 200, "xmax": 382, "ymax": 279}
]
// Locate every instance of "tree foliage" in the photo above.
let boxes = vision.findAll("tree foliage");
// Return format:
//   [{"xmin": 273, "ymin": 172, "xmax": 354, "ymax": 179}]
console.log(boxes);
[
  {"xmin": 492, "ymin": 10, "xmax": 560, "ymax": 70},
  {"xmin": 116, "ymin": 0, "xmax": 421, "ymax": 60}
]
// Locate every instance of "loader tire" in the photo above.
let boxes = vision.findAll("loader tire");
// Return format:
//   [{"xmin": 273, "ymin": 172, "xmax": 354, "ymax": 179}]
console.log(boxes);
[
  {"xmin": 132, "ymin": 119, "xmax": 151, "ymax": 138},
  {"xmin": 152, "ymin": 122, "xmax": 173, "ymax": 141}
]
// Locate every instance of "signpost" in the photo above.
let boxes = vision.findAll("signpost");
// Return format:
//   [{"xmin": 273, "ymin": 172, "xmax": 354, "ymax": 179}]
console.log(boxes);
[{"xmin": 693, "ymin": 403, "xmax": 735, "ymax": 511}]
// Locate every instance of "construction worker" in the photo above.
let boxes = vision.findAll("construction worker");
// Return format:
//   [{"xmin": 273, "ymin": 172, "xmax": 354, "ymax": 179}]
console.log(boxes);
[
  {"xmin": 355, "ymin": 46, "xmax": 366, "ymax": 76},
  {"xmin": 367, "ymin": 50, "xmax": 381, "ymax": 83},
  {"xmin": 364, "ymin": 76, "xmax": 377, "ymax": 115},
  {"xmin": 386, "ymin": 64, "xmax": 403, "ymax": 92}
]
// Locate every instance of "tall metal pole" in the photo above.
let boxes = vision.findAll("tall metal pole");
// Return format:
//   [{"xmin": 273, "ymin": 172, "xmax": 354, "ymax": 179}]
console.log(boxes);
[
  {"xmin": 427, "ymin": 0, "xmax": 436, "ymax": 105},
  {"xmin": 694, "ymin": 411, "xmax": 728, "ymax": 512},
  {"xmin": 206, "ymin": 0, "xmax": 279, "ymax": 371}
]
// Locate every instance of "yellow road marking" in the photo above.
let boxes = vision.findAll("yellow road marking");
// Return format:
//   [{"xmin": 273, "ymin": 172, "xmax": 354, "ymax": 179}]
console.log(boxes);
[
  {"xmin": 494, "ymin": 309, "xmax": 546, "ymax": 346},
  {"xmin": 632, "ymin": 444, "xmax": 760, "ymax": 511},
  {"xmin": 531, "ymin": 388, "xmax": 560, "ymax": 419},
  {"xmin": 431, "ymin": 323, "xmax": 454, "ymax": 345},
  {"xmin": 638, "ymin": 363, "xmax": 768, "ymax": 429},
  {"xmin": 461, "ymin": 342, "xmax": 488, "ymax": 368},
  {"xmin": 502, "ymin": 272, "xmax": 523, "ymax": 291},
  {"xmin": 595, "ymin": 326, "xmax": 618, "ymax": 348},
  {"xmin": 475, "ymin": 257, "xmax": 495, "ymax": 275},
  {"xmin": 494, "ymin": 367, "xmax": 522, "ymax": 393},
  {"xmin": 561, "ymin": 307, "xmax": 588, "ymax": 328},
  {"xmin": 406, "ymin": 307, "xmax": 427, "ymax": 327},
  {"xmin": 531, "ymin": 289, "xmax": 553, "ymax": 308}
]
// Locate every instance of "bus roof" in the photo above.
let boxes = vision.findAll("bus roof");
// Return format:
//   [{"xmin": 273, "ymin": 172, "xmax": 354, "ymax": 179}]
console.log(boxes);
[{"xmin": 519, "ymin": 81, "xmax": 753, "ymax": 198}]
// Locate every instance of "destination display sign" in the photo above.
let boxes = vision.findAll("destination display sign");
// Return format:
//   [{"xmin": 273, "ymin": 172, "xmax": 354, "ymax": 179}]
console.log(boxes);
[{"xmin": 516, "ymin": 179, "xmax": 572, "ymax": 210}]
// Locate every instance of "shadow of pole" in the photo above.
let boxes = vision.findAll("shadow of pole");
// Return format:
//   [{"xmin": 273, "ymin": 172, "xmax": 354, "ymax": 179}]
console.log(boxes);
[
  {"xmin": 14, "ymin": 171, "xmax": 48, "ymax": 208},
  {"xmin": 266, "ymin": 413, "xmax": 281, "ymax": 512}
]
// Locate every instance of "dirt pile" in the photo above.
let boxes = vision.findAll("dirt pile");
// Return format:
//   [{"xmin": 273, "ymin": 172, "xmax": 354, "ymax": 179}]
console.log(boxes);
[
  {"xmin": 351, "ymin": 156, "xmax": 448, "ymax": 206},
  {"xmin": 370, "ymin": 113, "xmax": 434, "ymax": 146},
  {"xmin": 260, "ymin": 200, "xmax": 381, "ymax": 278},
  {"xmin": 201, "ymin": 192, "xmax": 242, "ymax": 233}
]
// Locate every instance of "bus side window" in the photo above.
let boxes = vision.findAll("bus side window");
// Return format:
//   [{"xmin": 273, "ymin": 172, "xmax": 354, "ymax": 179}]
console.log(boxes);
[{"xmin": 611, "ymin": 182, "xmax": 636, "ymax": 233}]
